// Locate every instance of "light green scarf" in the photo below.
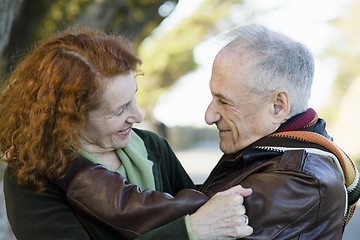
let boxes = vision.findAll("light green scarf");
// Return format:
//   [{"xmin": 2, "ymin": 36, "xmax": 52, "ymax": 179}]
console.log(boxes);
[{"xmin": 78, "ymin": 130, "xmax": 155, "ymax": 191}]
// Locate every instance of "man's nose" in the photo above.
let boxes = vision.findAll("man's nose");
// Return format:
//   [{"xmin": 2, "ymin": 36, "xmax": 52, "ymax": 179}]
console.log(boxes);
[{"xmin": 205, "ymin": 100, "xmax": 221, "ymax": 125}]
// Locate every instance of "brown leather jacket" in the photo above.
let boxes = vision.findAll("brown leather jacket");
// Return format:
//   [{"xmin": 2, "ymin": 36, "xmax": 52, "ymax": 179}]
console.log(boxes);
[
  {"xmin": 61, "ymin": 164, "xmax": 208, "ymax": 239},
  {"xmin": 56, "ymin": 116, "xmax": 352, "ymax": 239},
  {"xmin": 201, "ymin": 148, "xmax": 346, "ymax": 239},
  {"xmin": 62, "ymin": 147, "xmax": 346, "ymax": 239}
]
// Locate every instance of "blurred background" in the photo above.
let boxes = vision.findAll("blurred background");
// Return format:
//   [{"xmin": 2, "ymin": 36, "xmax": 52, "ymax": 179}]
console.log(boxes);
[{"xmin": 1, "ymin": 0, "xmax": 359, "ymax": 239}]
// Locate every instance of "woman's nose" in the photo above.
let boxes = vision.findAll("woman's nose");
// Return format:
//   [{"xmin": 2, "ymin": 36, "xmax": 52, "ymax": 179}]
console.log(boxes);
[{"xmin": 128, "ymin": 104, "xmax": 143, "ymax": 124}]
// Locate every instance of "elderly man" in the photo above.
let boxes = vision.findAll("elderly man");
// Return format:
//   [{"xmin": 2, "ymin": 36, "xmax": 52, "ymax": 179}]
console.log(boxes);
[
  {"xmin": 49, "ymin": 24, "xmax": 359, "ymax": 239},
  {"xmin": 198, "ymin": 24, "xmax": 360, "ymax": 238}
]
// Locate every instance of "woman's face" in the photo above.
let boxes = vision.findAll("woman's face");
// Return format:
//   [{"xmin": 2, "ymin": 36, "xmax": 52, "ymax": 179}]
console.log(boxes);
[{"xmin": 79, "ymin": 72, "xmax": 143, "ymax": 153}]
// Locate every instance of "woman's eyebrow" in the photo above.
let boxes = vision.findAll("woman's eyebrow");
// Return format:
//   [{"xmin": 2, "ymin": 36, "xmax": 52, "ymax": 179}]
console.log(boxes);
[{"xmin": 114, "ymin": 86, "xmax": 138, "ymax": 113}]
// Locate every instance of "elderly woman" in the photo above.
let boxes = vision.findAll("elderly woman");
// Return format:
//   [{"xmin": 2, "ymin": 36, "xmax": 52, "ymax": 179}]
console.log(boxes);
[{"xmin": 0, "ymin": 29, "xmax": 252, "ymax": 240}]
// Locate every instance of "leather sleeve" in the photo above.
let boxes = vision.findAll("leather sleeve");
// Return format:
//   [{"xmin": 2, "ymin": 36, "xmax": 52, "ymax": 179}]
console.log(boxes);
[{"xmin": 66, "ymin": 164, "xmax": 209, "ymax": 239}]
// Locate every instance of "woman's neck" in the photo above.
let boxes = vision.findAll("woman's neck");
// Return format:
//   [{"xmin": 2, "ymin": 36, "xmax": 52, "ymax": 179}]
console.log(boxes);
[
  {"xmin": 79, "ymin": 142, "xmax": 122, "ymax": 170},
  {"xmin": 92, "ymin": 150, "xmax": 122, "ymax": 170}
]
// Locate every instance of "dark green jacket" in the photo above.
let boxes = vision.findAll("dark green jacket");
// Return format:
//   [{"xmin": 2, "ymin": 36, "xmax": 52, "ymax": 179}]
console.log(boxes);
[{"xmin": 4, "ymin": 129, "xmax": 196, "ymax": 240}]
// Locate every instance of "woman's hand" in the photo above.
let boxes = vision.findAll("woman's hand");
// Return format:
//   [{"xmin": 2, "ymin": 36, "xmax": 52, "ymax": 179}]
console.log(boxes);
[{"xmin": 189, "ymin": 185, "xmax": 253, "ymax": 240}]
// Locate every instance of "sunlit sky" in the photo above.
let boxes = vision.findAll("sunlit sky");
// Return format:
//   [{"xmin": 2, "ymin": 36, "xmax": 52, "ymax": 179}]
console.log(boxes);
[{"xmin": 152, "ymin": 0, "xmax": 353, "ymax": 127}]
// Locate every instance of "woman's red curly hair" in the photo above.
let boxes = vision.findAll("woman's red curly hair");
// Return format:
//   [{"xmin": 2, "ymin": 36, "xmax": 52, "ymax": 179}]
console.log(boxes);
[{"xmin": 0, "ymin": 29, "xmax": 141, "ymax": 191}]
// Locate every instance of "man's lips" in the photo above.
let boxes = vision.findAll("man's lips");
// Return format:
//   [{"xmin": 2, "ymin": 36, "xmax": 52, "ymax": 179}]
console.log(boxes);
[
  {"xmin": 218, "ymin": 128, "xmax": 230, "ymax": 137},
  {"xmin": 218, "ymin": 129, "xmax": 229, "ymax": 132},
  {"xmin": 217, "ymin": 127, "xmax": 230, "ymax": 132}
]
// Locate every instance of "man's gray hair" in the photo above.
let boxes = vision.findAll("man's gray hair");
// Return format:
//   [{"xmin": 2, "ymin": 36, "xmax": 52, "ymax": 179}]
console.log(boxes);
[{"xmin": 224, "ymin": 24, "xmax": 314, "ymax": 117}]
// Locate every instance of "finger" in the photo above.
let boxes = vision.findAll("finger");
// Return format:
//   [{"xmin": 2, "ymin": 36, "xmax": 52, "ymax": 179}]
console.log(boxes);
[
  {"xmin": 237, "ymin": 204, "xmax": 246, "ymax": 215},
  {"xmin": 237, "ymin": 225, "xmax": 254, "ymax": 238},
  {"xmin": 225, "ymin": 185, "xmax": 253, "ymax": 197},
  {"xmin": 227, "ymin": 224, "xmax": 253, "ymax": 239},
  {"xmin": 235, "ymin": 185, "xmax": 253, "ymax": 197}
]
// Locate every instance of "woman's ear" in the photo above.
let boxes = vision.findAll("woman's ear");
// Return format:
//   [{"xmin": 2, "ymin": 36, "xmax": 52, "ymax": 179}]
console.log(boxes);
[{"xmin": 271, "ymin": 88, "xmax": 290, "ymax": 123}]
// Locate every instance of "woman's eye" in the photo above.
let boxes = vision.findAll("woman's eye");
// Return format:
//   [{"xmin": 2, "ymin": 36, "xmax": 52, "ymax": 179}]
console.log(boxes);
[{"xmin": 116, "ymin": 109, "xmax": 124, "ymax": 116}]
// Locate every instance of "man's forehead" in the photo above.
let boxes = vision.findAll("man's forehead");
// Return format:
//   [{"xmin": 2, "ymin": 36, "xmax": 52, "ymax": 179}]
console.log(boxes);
[{"xmin": 210, "ymin": 80, "xmax": 238, "ymax": 103}]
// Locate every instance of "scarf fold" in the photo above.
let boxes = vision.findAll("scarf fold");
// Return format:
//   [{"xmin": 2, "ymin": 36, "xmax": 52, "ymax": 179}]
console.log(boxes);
[
  {"xmin": 261, "ymin": 108, "xmax": 360, "ymax": 227},
  {"xmin": 275, "ymin": 107, "xmax": 318, "ymax": 132},
  {"xmin": 78, "ymin": 130, "xmax": 155, "ymax": 191},
  {"xmin": 116, "ymin": 131, "xmax": 155, "ymax": 191}
]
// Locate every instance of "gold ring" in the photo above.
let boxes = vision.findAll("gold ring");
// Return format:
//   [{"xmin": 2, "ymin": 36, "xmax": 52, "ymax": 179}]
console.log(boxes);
[{"xmin": 243, "ymin": 215, "xmax": 249, "ymax": 226}]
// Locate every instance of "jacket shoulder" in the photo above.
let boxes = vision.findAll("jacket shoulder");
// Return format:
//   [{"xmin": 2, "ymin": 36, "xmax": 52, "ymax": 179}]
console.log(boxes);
[
  {"xmin": 244, "ymin": 150, "xmax": 345, "ymax": 239},
  {"xmin": 277, "ymin": 149, "xmax": 343, "ymax": 184},
  {"xmin": 133, "ymin": 128, "xmax": 167, "ymax": 148}
]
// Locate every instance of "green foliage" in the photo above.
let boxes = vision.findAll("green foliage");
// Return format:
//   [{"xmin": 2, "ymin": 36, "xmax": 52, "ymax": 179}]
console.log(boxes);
[
  {"xmin": 323, "ymin": 0, "xmax": 360, "ymax": 119},
  {"xmin": 2, "ymin": 0, "xmax": 177, "ymax": 79},
  {"xmin": 3, "ymin": 0, "xmax": 247, "ymax": 117},
  {"xmin": 37, "ymin": 0, "xmax": 92, "ymax": 36},
  {"xmin": 137, "ymin": 0, "xmax": 243, "ymax": 110}
]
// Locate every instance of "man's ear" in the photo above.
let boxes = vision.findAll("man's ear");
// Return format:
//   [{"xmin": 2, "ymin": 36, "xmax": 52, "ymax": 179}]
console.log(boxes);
[{"xmin": 270, "ymin": 88, "xmax": 290, "ymax": 123}]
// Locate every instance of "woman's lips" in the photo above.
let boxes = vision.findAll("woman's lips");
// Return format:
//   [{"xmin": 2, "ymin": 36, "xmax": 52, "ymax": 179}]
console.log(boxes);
[{"xmin": 117, "ymin": 126, "xmax": 132, "ymax": 136}]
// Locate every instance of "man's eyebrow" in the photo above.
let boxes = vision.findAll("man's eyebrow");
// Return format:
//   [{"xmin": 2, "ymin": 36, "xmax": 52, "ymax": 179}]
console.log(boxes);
[{"xmin": 214, "ymin": 93, "xmax": 230, "ymax": 102}]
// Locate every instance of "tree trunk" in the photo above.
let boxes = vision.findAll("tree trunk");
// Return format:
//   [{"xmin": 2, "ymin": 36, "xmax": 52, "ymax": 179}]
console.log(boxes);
[
  {"xmin": 0, "ymin": 1, "xmax": 24, "ymax": 238},
  {"xmin": 0, "ymin": 0, "xmax": 23, "ymax": 69}
]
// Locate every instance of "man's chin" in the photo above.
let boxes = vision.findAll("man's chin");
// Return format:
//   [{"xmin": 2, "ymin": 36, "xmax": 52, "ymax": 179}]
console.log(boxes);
[{"xmin": 219, "ymin": 142, "xmax": 236, "ymax": 154}]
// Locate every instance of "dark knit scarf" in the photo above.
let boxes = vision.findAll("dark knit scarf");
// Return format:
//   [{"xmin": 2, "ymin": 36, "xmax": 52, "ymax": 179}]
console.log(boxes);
[{"xmin": 254, "ymin": 108, "xmax": 360, "ymax": 228}]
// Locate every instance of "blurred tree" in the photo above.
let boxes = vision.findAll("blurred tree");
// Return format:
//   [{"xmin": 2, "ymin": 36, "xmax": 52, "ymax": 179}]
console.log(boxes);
[
  {"xmin": 136, "ymin": 0, "xmax": 245, "ymax": 115},
  {"xmin": 325, "ymin": 0, "xmax": 360, "ymax": 114},
  {"xmin": 0, "ymin": 0, "xmax": 251, "ymax": 119},
  {"xmin": 0, "ymin": 0, "xmax": 179, "ymax": 83},
  {"xmin": 0, "ymin": 0, "xmax": 24, "ymax": 74},
  {"xmin": 323, "ymin": 0, "xmax": 360, "ymax": 164}
]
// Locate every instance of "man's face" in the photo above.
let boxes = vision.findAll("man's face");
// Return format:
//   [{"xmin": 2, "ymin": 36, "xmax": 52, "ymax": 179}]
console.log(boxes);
[{"xmin": 205, "ymin": 48, "xmax": 275, "ymax": 154}]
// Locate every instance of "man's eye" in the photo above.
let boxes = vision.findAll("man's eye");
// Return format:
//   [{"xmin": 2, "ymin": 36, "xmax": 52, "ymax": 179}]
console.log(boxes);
[{"xmin": 218, "ymin": 99, "xmax": 227, "ymax": 105}]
